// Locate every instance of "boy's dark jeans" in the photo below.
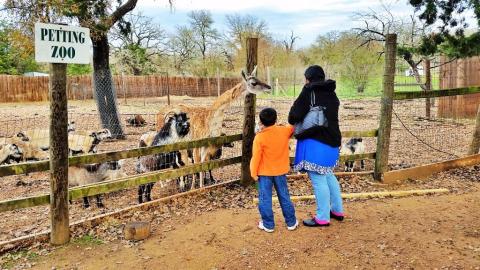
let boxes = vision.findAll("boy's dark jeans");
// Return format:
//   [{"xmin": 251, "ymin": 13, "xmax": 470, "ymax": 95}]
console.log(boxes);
[{"xmin": 258, "ymin": 175, "xmax": 297, "ymax": 229}]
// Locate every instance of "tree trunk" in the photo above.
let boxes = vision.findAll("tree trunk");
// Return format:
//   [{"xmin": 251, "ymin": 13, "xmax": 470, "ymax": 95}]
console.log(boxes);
[{"xmin": 92, "ymin": 35, "xmax": 125, "ymax": 139}]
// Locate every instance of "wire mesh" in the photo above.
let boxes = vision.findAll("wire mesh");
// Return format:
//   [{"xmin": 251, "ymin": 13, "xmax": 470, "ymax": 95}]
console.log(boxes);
[{"xmin": 391, "ymin": 56, "xmax": 479, "ymax": 169}]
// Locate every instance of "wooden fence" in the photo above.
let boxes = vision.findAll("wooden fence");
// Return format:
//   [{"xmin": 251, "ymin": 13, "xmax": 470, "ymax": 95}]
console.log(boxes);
[
  {"xmin": 439, "ymin": 57, "xmax": 480, "ymax": 118},
  {"xmin": 0, "ymin": 130, "xmax": 378, "ymax": 213},
  {"xmin": 0, "ymin": 75, "xmax": 240, "ymax": 103}
]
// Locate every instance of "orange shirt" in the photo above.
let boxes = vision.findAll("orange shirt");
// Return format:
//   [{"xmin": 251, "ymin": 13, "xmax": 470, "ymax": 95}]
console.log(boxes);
[{"xmin": 250, "ymin": 125, "xmax": 294, "ymax": 178}]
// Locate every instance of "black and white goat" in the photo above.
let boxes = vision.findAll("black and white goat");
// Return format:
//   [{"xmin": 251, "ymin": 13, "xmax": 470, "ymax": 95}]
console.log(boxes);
[
  {"xmin": 136, "ymin": 112, "xmax": 190, "ymax": 203},
  {"xmin": 69, "ymin": 160, "xmax": 127, "ymax": 208},
  {"xmin": 340, "ymin": 137, "xmax": 366, "ymax": 172}
]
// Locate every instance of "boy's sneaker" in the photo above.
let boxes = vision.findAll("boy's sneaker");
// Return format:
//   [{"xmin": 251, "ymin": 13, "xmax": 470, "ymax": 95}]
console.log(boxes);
[
  {"xmin": 287, "ymin": 220, "xmax": 299, "ymax": 231},
  {"xmin": 258, "ymin": 221, "xmax": 274, "ymax": 233}
]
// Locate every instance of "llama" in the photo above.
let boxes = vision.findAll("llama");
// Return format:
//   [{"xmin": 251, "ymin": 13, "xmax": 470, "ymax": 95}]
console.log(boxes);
[
  {"xmin": 340, "ymin": 137, "xmax": 366, "ymax": 172},
  {"xmin": 137, "ymin": 111, "xmax": 190, "ymax": 203},
  {"xmin": 155, "ymin": 67, "xmax": 271, "ymax": 189}
]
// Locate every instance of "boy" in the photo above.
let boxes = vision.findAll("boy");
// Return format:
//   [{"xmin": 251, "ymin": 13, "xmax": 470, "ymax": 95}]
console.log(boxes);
[{"xmin": 250, "ymin": 108, "xmax": 298, "ymax": 233}]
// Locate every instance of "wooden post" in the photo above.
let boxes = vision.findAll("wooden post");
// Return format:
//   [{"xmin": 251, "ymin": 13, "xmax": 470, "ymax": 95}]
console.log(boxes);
[
  {"xmin": 216, "ymin": 67, "xmax": 221, "ymax": 97},
  {"xmin": 424, "ymin": 58, "xmax": 431, "ymax": 119},
  {"xmin": 275, "ymin": 78, "xmax": 279, "ymax": 96},
  {"xmin": 49, "ymin": 63, "xmax": 70, "ymax": 245},
  {"xmin": 267, "ymin": 66, "xmax": 271, "ymax": 88},
  {"xmin": 374, "ymin": 34, "xmax": 397, "ymax": 181},
  {"xmin": 468, "ymin": 105, "xmax": 480, "ymax": 155},
  {"xmin": 166, "ymin": 72, "xmax": 171, "ymax": 106},
  {"xmin": 293, "ymin": 69, "xmax": 296, "ymax": 97},
  {"xmin": 241, "ymin": 37, "xmax": 258, "ymax": 186}
]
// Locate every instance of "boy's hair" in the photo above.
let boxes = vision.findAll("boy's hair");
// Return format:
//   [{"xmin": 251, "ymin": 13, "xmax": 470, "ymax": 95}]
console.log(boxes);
[{"xmin": 259, "ymin": 108, "xmax": 277, "ymax": 127}]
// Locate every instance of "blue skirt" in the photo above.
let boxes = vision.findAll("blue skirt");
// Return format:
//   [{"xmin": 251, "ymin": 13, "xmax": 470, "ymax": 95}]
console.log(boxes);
[{"xmin": 294, "ymin": 139, "xmax": 339, "ymax": 174}]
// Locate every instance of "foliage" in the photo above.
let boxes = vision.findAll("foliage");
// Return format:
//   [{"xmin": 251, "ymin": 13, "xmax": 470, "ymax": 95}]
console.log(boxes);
[
  {"xmin": 303, "ymin": 31, "xmax": 383, "ymax": 93},
  {"xmin": 409, "ymin": 0, "xmax": 480, "ymax": 58},
  {"xmin": 67, "ymin": 64, "xmax": 93, "ymax": 75},
  {"xmin": 0, "ymin": 20, "xmax": 38, "ymax": 74},
  {"xmin": 111, "ymin": 12, "xmax": 167, "ymax": 75}
]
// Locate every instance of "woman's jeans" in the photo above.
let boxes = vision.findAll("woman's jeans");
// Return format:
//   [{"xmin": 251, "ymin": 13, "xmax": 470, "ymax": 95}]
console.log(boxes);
[
  {"xmin": 258, "ymin": 175, "xmax": 297, "ymax": 229},
  {"xmin": 307, "ymin": 171, "xmax": 344, "ymax": 223}
]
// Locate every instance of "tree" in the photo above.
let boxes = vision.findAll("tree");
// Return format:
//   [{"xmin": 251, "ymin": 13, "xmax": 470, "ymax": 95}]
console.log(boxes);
[
  {"xmin": 225, "ymin": 14, "xmax": 268, "ymax": 49},
  {"xmin": 111, "ymin": 12, "xmax": 167, "ymax": 75},
  {"xmin": 169, "ymin": 26, "xmax": 196, "ymax": 75},
  {"xmin": 188, "ymin": 10, "xmax": 219, "ymax": 75},
  {"xmin": 282, "ymin": 30, "xmax": 299, "ymax": 53},
  {"xmin": 353, "ymin": 3, "xmax": 432, "ymax": 90},
  {"xmin": 0, "ymin": 20, "xmax": 38, "ymax": 74},
  {"xmin": 2, "ymin": 0, "xmax": 143, "ymax": 139},
  {"xmin": 67, "ymin": 0, "xmax": 140, "ymax": 139},
  {"xmin": 305, "ymin": 31, "xmax": 383, "ymax": 93},
  {"xmin": 408, "ymin": 0, "xmax": 480, "ymax": 58}
]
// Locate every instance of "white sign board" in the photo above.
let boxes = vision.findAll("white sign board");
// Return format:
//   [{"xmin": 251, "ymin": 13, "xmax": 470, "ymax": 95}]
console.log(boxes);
[{"xmin": 35, "ymin": 23, "xmax": 92, "ymax": 64}]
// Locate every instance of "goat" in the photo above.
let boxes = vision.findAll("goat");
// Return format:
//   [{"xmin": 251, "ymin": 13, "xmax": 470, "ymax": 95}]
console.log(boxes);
[
  {"xmin": 186, "ymin": 133, "xmax": 234, "ymax": 187},
  {"xmin": 137, "ymin": 112, "xmax": 190, "ymax": 203},
  {"xmin": 0, "ymin": 143, "xmax": 23, "ymax": 165},
  {"xmin": 69, "ymin": 160, "xmax": 127, "ymax": 208},
  {"xmin": 340, "ymin": 137, "xmax": 366, "ymax": 172},
  {"xmin": 126, "ymin": 114, "xmax": 146, "ymax": 127}
]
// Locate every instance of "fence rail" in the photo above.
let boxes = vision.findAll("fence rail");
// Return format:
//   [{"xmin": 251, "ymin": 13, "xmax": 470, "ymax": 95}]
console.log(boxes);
[
  {"xmin": 0, "ymin": 156, "xmax": 242, "ymax": 212},
  {"xmin": 0, "ymin": 129, "xmax": 378, "ymax": 213},
  {"xmin": 393, "ymin": 86, "xmax": 480, "ymax": 100},
  {"xmin": 0, "ymin": 75, "xmax": 240, "ymax": 102},
  {"xmin": 0, "ymin": 130, "xmax": 378, "ymax": 177},
  {"xmin": 0, "ymin": 152, "xmax": 374, "ymax": 213},
  {"xmin": 0, "ymin": 134, "xmax": 243, "ymax": 177}
]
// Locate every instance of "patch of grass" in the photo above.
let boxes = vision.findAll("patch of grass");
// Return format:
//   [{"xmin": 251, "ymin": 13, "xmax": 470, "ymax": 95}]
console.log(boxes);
[
  {"xmin": 1, "ymin": 250, "xmax": 39, "ymax": 269},
  {"xmin": 73, "ymin": 234, "xmax": 104, "ymax": 245},
  {"xmin": 259, "ymin": 77, "xmax": 383, "ymax": 100}
]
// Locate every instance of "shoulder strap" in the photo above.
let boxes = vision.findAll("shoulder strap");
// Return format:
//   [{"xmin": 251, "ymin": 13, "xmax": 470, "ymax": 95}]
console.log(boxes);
[{"xmin": 310, "ymin": 91, "xmax": 316, "ymax": 107}]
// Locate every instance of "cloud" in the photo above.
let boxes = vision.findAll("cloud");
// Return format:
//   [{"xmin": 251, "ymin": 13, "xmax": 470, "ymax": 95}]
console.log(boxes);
[
  {"xmin": 140, "ymin": 0, "xmax": 381, "ymax": 13},
  {"xmin": 136, "ymin": 0, "xmax": 424, "ymax": 47}
]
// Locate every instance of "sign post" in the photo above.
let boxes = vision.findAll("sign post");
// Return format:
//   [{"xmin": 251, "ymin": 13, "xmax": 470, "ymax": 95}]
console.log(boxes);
[{"xmin": 35, "ymin": 22, "xmax": 91, "ymax": 245}]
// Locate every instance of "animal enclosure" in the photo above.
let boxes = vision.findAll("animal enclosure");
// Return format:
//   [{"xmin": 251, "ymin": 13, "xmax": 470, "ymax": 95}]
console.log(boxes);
[{"xmin": 0, "ymin": 34, "xmax": 479, "ymax": 251}]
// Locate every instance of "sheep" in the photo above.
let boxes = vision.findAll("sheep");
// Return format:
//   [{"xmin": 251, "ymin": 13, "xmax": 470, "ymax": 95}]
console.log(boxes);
[
  {"xmin": 0, "ymin": 143, "xmax": 23, "ymax": 165},
  {"xmin": 16, "ymin": 121, "xmax": 76, "ymax": 151},
  {"xmin": 0, "ymin": 135, "xmax": 49, "ymax": 163},
  {"xmin": 137, "ymin": 111, "xmax": 190, "ymax": 203},
  {"xmin": 68, "ymin": 160, "xmax": 127, "ymax": 208},
  {"xmin": 126, "ymin": 114, "xmax": 146, "ymax": 127},
  {"xmin": 68, "ymin": 129, "xmax": 112, "ymax": 156},
  {"xmin": 340, "ymin": 137, "xmax": 366, "ymax": 172}
]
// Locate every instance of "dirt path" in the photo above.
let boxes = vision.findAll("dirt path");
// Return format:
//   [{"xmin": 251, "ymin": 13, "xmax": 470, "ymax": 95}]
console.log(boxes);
[{"xmin": 24, "ymin": 188, "xmax": 480, "ymax": 270}]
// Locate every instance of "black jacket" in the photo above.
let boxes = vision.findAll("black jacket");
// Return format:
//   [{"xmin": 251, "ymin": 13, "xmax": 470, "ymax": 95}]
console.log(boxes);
[{"xmin": 288, "ymin": 80, "xmax": 342, "ymax": 147}]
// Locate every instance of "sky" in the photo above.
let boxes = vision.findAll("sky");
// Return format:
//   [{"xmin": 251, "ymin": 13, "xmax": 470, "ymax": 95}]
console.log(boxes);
[{"xmin": 136, "ymin": 0, "xmax": 416, "ymax": 48}]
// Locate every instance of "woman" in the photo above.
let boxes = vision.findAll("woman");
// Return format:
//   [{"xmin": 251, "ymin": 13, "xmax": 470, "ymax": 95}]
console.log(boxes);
[{"xmin": 288, "ymin": 65, "xmax": 344, "ymax": 227}]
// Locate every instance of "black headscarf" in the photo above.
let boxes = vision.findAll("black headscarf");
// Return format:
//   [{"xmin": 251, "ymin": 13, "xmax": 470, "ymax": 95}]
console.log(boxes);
[{"xmin": 304, "ymin": 65, "xmax": 325, "ymax": 82}]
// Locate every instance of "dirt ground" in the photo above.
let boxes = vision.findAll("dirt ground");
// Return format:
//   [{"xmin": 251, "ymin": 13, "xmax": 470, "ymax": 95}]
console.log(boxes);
[
  {"xmin": 7, "ymin": 182, "xmax": 480, "ymax": 270},
  {"xmin": 1, "ymin": 165, "xmax": 479, "ymax": 270},
  {"xmin": 0, "ymin": 95, "xmax": 477, "ymax": 247}
]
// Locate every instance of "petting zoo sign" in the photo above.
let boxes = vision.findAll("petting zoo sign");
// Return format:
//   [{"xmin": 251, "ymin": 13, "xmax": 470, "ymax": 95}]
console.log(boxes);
[{"xmin": 34, "ymin": 22, "xmax": 91, "ymax": 64}]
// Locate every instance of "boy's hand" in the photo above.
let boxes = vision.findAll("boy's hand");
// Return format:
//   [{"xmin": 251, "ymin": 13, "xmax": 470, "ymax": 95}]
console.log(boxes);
[{"xmin": 253, "ymin": 176, "xmax": 259, "ymax": 181}]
